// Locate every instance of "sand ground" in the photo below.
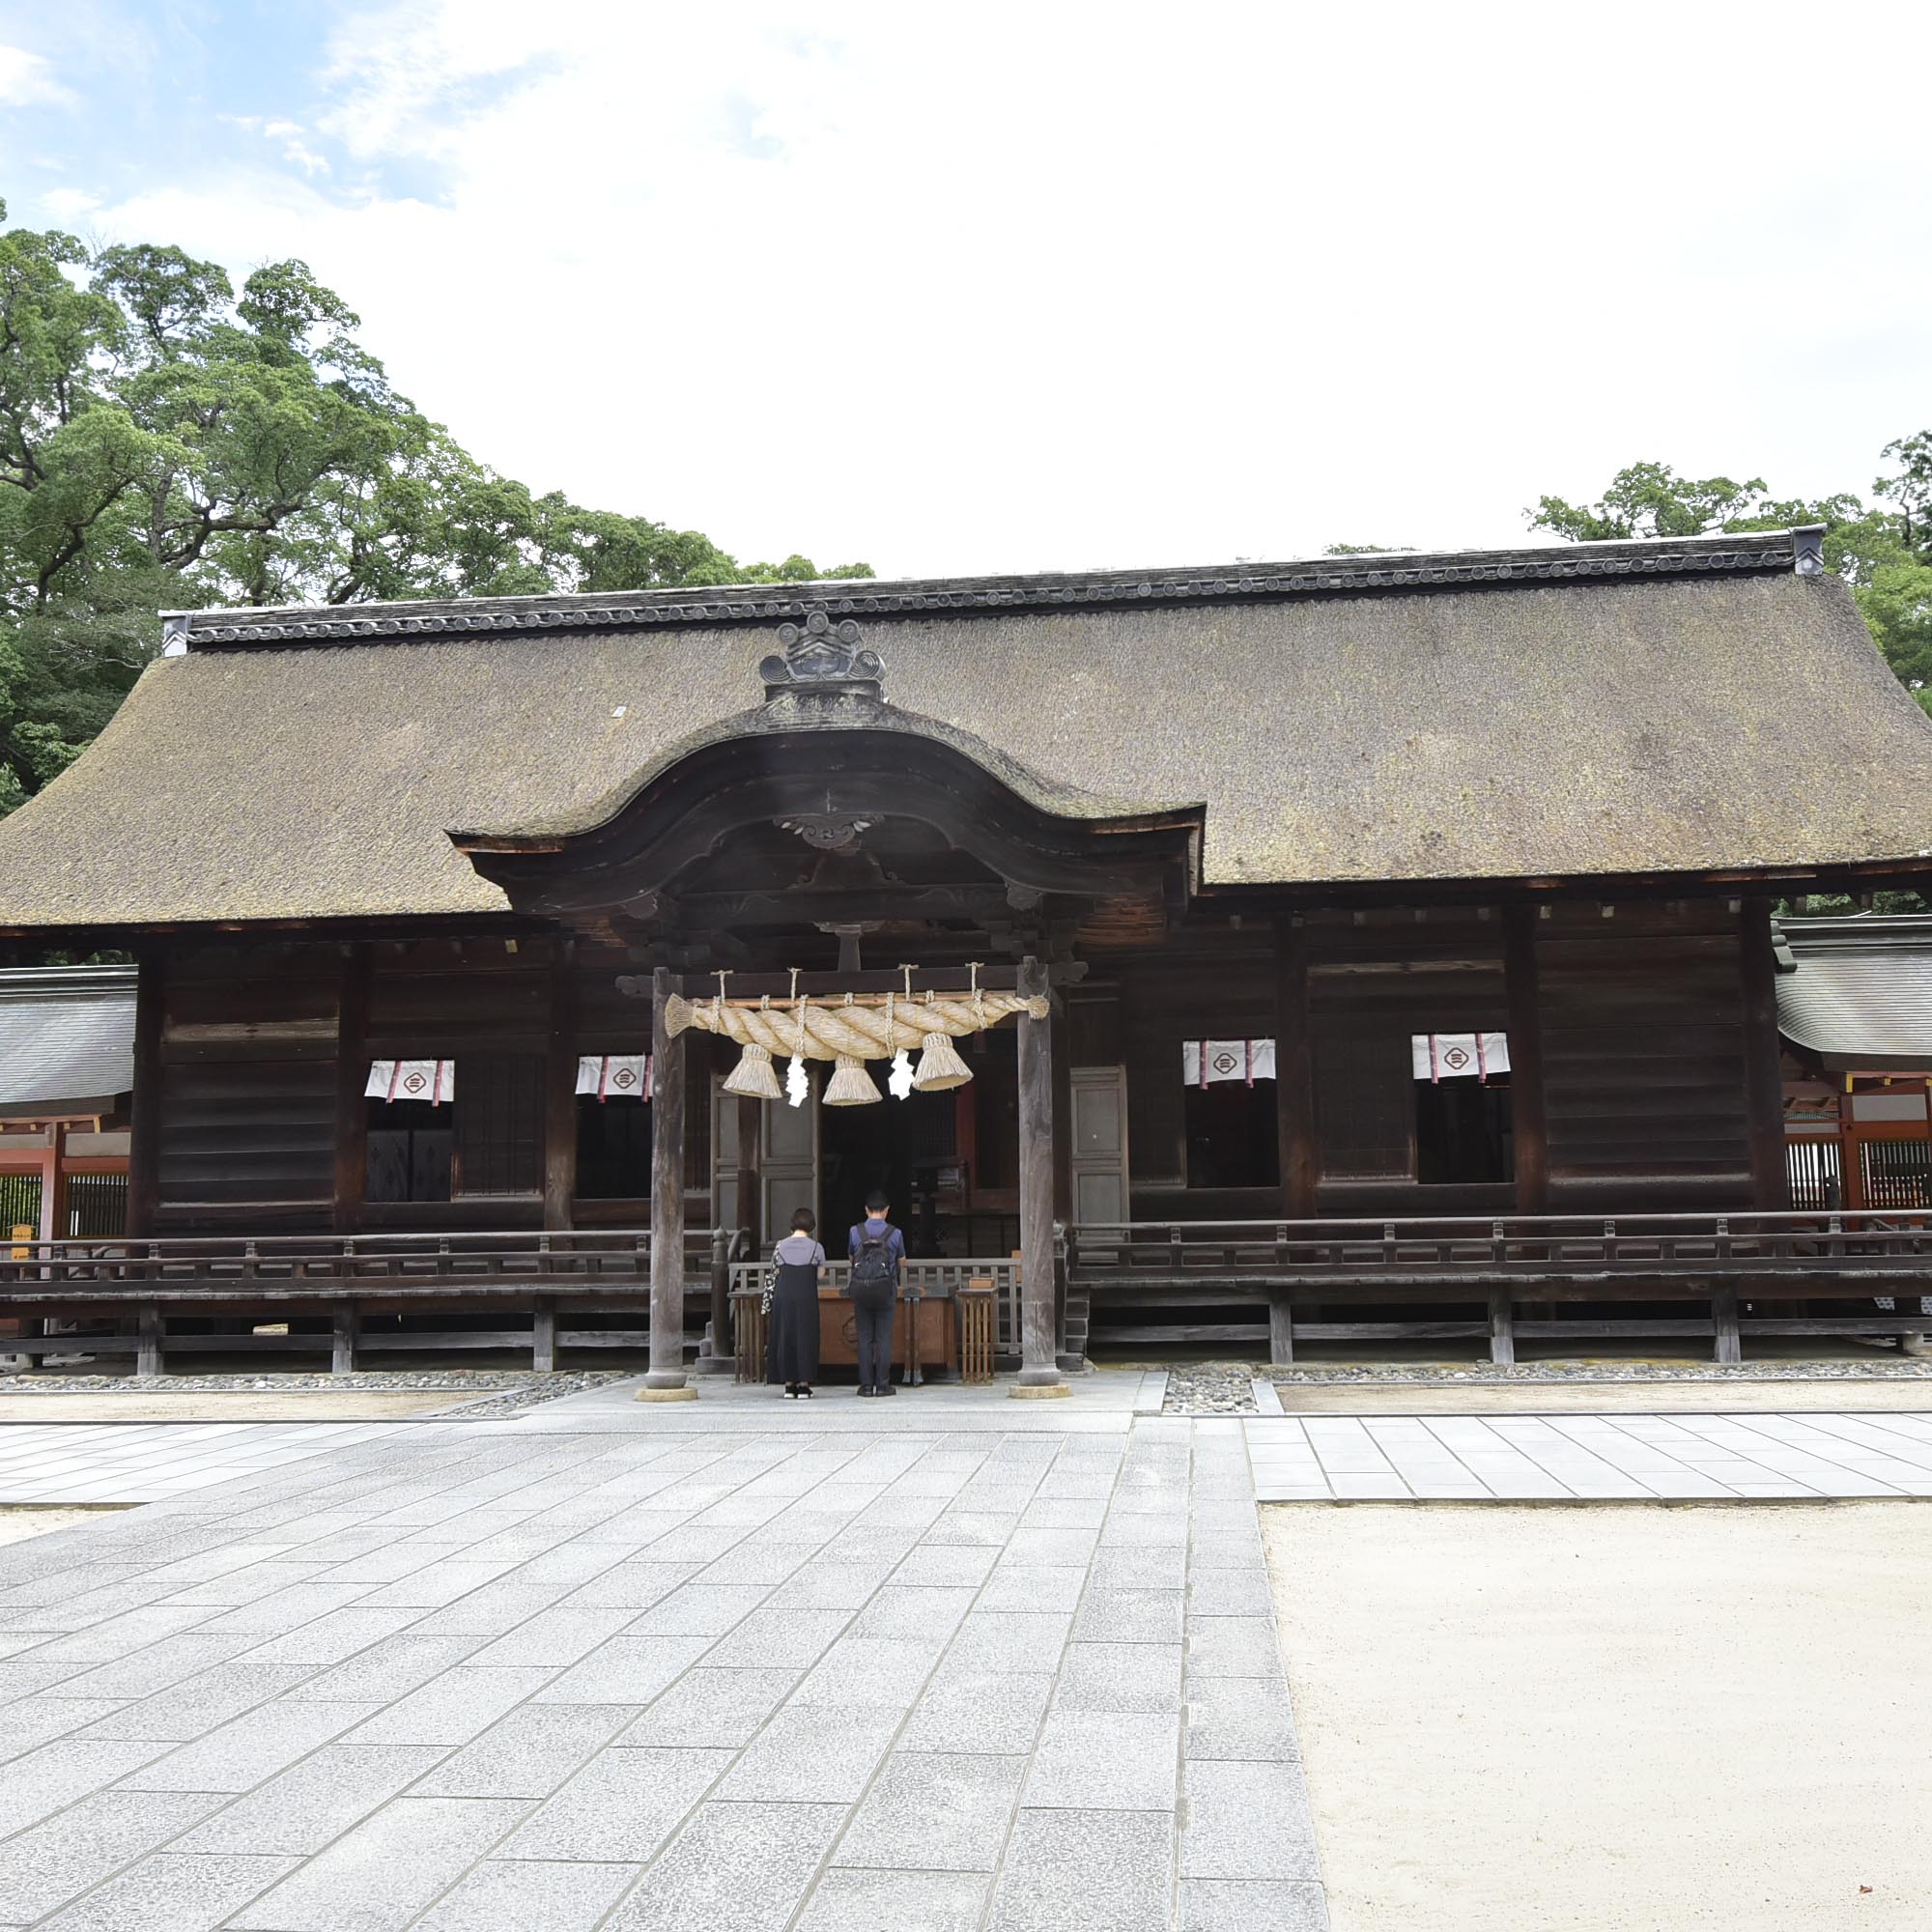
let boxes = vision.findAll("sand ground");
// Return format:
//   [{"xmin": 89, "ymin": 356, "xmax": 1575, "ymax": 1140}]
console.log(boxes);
[
  {"xmin": 0, "ymin": 1505, "xmax": 128, "ymax": 1545},
  {"xmin": 1265, "ymin": 1500, "xmax": 1932, "ymax": 1930}
]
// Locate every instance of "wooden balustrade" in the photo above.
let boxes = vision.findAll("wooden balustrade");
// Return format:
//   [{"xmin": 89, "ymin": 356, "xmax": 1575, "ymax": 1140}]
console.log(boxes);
[
  {"xmin": 1065, "ymin": 1210, "xmax": 1932, "ymax": 1287},
  {"xmin": 0, "ymin": 1228, "xmax": 747, "ymax": 1300}
]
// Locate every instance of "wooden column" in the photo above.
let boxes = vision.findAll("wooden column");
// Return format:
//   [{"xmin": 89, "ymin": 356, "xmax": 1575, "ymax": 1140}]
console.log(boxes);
[
  {"xmin": 36, "ymin": 1121, "xmax": 67, "ymax": 1247},
  {"xmin": 331, "ymin": 1303, "xmax": 358, "ymax": 1375},
  {"xmin": 1503, "ymin": 906, "xmax": 1549, "ymax": 1214},
  {"xmin": 1488, "ymin": 1290, "xmax": 1516, "ymax": 1366},
  {"xmin": 1712, "ymin": 1288, "xmax": 1743, "ymax": 1365},
  {"xmin": 1739, "ymin": 897, "xmax": 1789, "ymax": 1209},
  {"xmin": 1275, "ymin": 919, "xmax": 1318, "ymax": 1219},
  {"xmin": 643, "ymin": 967, "xmax": 693, "ymax": 1396},
  {"xmin": 1268, "ymin": 1293, "xmax": 1293, "ymax": 1364},
  {"xmin": 333, "ymin": 945, "xmax": 370, "ymax": 1235},
  {"xmin": 136, "ymin": 1302, "xmax": 162, "ymax": 1377},
  {"xmin": 1013, "ymin": 956, "xmax": 1065, "ymax": 1393},
  {"xmin": 543, "ymin": 945, "xmax": 578, "ymax": 1231},
  {"xmin": 127, "ymin": 950, "xmax": 165, "ymax": 1238}
]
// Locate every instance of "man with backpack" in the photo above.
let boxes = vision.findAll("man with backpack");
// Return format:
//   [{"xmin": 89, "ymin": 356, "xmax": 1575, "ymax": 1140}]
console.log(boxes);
[{"xmin": 847, "ymin": 1188, "xmax": 905, "ymax": 1397}]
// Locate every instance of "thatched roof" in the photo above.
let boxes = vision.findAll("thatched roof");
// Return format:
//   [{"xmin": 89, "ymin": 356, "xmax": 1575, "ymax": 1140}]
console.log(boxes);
[{"xmin": 4, "ymin": 529, "xmax": 1931, "ymax": 929}]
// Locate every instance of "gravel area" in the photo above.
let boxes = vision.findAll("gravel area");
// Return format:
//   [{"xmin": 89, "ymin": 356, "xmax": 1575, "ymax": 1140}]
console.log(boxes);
[
  {"xmin": 1160, "ymin": 1362, "xmax": 1260, "ymax": 1413},
  {"xmin": 1268, "ymin": 1359, "xmax": 1932, "ymax": 1387},
  {"xmin": 0, "ymin": 1368, "xmax": 631, "ymax": 1419},
  {"xmin": 0, "ymin": 1369, "xmax": 600, "ymax": 1395}
]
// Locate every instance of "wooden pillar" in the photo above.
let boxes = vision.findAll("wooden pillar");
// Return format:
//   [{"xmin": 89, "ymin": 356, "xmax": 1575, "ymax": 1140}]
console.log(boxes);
[
  {"xmin": 1739, "ymin": 898, "xmax": 1789, "ymax": 1209},
  {"xmin": 1013, "ymin": 956, "xmax": 1065, "ymax": 1393},
  {"xmin": 1275, "ymin": 919, "xmax": 1318, "ymax": 1219},
  {"xmin": 136, "ymin": 1302, "xmax": 162, "ymax": 1377},
  {"xmin": 331, "ymin": 1303, "xmax": 358, "ymax": 1375},
  {"xmin": 1712, "ymin": 1288, "xmax": 1743, "ymax": 1365},
  {"xmin": 1268, "ymin": 1293, "xmax": 1293, "ymax": 1364},
  {"xmin": 127, "ymin": 950, "xmax": 164, "ymax": 1238},
  {"xmin": 531, "ymin": 1296, "xmax": 555, "ymax": 1374},
  {"xmin": 333, "ymin": 945, "xmax": 370, "ymax": 1235},
  {"xmin": 1488, "ymin": 1290, "xmax": 1516, "ymax": 1366},
  {"xmin": 37, "ymin": 1121, "xmax": 67, "ymax": 1247},
  {"xmin": 543, "ymin": 945, "xmax": 578, "ymax": 1231},
  {"xmin": 1503, "ymin": 906, "xmax": 1549, "ymax": 1214},
  {"xmin": 642, "ymin": 967, "xmax": 693, "ymax": 1396}
]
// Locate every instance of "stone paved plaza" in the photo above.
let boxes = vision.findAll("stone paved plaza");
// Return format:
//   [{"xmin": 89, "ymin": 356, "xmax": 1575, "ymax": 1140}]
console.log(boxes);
[
  {"xmin": 1245, "ymin": 1406, "xmax": 1932, "ymax": 1499},
  {"xmin": 0, "ymin": 1376, "xmax": 1323, "ymax": 1931},
  {"xmin": 5, "ymin": 1375, "xmax": 1929, "ymax": 1929}
]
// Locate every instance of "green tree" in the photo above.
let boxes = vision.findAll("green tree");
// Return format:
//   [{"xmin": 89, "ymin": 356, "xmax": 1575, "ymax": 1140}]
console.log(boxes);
[{"xmin": 0, "ymin": 197, "xmax": 872, "ymax": 810}]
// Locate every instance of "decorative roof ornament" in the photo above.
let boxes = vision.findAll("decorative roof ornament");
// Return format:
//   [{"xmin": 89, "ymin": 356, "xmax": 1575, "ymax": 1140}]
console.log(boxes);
[{"xmin": 760, "ymin": 608, "xmax": 884, "ymax": 700}]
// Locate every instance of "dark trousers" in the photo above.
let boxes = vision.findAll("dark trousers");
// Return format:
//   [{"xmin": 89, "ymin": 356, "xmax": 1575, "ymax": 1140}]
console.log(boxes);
[{"xmin": 855, "ymin": 1300, "xmax": 895, "ymax": 1389}]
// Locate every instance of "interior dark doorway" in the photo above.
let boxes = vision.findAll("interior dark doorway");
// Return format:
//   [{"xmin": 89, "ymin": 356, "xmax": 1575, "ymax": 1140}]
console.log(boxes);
[{"xmin": 818, "ymin": 1081, "xmax": 959, "ymax": 1257}]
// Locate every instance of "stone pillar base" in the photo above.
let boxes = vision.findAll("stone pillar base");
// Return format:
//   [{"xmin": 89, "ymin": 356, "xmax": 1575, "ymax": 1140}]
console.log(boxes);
[
  {"xmin": 637, "ymin": 1384, "xmax": 698, "ymax": 1403},
  {"xmin": 1009, "ymin": 1380, "xmax": 1070, "ymax": 1399}
]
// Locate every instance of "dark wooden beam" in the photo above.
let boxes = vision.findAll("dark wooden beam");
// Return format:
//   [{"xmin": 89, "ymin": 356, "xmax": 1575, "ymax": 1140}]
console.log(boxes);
[
  {"xmin": 644, "ymin": 965, "xmax": 691, "ymax": 1395},
  {"xmin": 543, "ymin": 944, "xmax": 578, "ymax": 1231},
  {"xmin": 1274, "ymin": 920, "xmax": 1318, "ymax": 1218},
  {"xmin": 1739, "ymin": 897, "xmax": 1789, "ymax": 1208},
  {"xmin": 1014, "ymin": 955, "xmax": 1065, "ymax": 1391},
  {"xmin": 127, "ymin": 950, "xmax": 165, "ymax": 1237},
  {"xmin": 332, "ymin": 945, "xmax": 370, "ymax": 1235},
  {"xmin": 617, "ymin": 963, "xmax": 1088, "ymax": 1001},
  {"xmin": 1503, "ymin": 905, "xmax": 1549, "ymax": 1214}
]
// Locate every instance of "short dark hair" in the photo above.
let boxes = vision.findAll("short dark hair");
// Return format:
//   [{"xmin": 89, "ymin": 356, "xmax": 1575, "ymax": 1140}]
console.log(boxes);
[
  {"xmin": 790, "ymin": 1208, "xmax": 815, "ymax": 1233},
  {"xmin": 865, "ymin": 1188, "xmax": 889, "ymax": 1212}
]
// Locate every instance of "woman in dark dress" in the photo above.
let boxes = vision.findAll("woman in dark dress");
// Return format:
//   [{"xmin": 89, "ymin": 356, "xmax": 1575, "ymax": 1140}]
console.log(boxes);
[{"xmin": 765, "ymin": 1208, "xmax": 826, "ymax": 1397}]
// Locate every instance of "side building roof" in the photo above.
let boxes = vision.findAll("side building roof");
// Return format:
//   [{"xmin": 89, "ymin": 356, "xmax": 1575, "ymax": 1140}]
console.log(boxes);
[
  {"xmin": 1776, "ymin": 916, "xmax": 1932, "ymax": 1073},
  {"xmin": 1, "ymin": 528, "xmax": 1930, "ymax": 929},
  {"xmin": 0, "ymin": 966, "xmax": 137, "ymax": 1116}
]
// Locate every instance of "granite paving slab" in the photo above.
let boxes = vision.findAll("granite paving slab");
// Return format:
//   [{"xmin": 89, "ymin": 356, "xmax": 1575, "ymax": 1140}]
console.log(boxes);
[{"xmin": 0, "ymin": 1379, "xmax": 1331, "ymax": 1928}]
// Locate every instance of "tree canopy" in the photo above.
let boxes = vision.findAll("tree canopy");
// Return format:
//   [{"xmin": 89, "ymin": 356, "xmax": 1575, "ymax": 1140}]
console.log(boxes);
[{"xmin": 0, "ymin": 200, "xmax": 870, "ymax": 813}]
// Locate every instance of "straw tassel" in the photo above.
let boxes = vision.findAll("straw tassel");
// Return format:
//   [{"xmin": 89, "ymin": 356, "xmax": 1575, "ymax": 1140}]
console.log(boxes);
[
  {"xmin": 824, "ymin": 1053, "xmax": 883, "ymax": 1106},
  {"xmin": 914, "ymin": 1030, "xmax": 973, "ymax": 1092},
  {"xmin": 721, "ymin": 1041, "xmax": 782, "ymax": 1101}
]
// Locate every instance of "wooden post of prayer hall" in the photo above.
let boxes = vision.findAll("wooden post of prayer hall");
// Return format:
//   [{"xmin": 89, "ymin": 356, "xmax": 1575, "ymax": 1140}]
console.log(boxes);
[
  {"xmin": 1012, "ymin": 956, "xmax": 1068, "ymax": 1397},
  {"xmin": 639, "ymin": 967, "xmax": 696, "ymax": 1401}
]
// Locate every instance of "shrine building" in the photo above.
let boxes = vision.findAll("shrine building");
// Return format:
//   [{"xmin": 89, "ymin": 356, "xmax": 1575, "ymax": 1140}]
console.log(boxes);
[{"xmin": 1, "ymin": 526, "xmax": 1930, "ymax": 1384}]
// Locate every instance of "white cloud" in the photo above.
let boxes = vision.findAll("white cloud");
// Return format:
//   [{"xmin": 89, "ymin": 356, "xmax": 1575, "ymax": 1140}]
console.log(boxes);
[
  {"xmin": 222, "ymin": 113, "xmax": 331, "ymax": 177},
  {"xmin": 38, "ymin": 186, "xmax": 99, "ymax": 221},
  {"xmin": 0, "ymin": 43, "xmax": 73, "ymax": 107},
  {"xmin": 56, "ymin": 1, "xmax": 1932, "ymax": 577}
]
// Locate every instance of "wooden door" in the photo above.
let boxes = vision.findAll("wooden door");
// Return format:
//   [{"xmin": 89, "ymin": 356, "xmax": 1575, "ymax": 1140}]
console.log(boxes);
[
  {"xmin": 760, "ymin": 1072, "xmax": 820, "ymax": 1239},
  {"xmin": 1071, "ymin": 1065, "xmax": 1130, "ymax": 1224}
]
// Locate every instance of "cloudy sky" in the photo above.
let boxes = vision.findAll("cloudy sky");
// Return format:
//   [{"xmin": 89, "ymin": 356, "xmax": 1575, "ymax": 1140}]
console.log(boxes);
[{"xmin": 3, "ymin": 1, "xmax": 1928, "ymax": 579}]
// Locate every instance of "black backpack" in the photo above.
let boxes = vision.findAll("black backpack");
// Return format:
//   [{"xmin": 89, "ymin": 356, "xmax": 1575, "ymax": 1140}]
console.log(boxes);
[{"xmin": 848, "ymin": 1228, "xmax": 897, "ymax": 1307}]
